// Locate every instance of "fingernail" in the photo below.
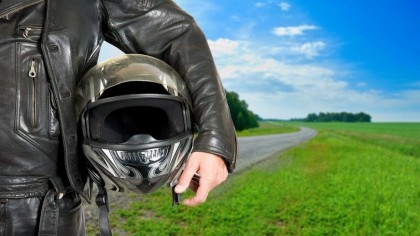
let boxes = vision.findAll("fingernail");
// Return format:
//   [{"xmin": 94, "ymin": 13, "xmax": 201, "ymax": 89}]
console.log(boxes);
[{"xmin": 174, "ymin": 184, "xmax": 186, "ymax": 193}]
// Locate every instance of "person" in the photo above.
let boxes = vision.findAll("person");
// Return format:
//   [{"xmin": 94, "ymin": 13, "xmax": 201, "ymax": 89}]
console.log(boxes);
[{"xmin": 0, "ymin": 0, "xmax": 237, "ymax": 235}]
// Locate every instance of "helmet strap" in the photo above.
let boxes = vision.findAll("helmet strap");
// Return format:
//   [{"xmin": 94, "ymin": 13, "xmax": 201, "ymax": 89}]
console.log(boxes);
[
  {"xmin": 171, "ymin": 185, "xmax": 181, "ymax": 206},
  {"xmin": 95, "ymin": 184, "xmax": 112, "ymax": 236}
]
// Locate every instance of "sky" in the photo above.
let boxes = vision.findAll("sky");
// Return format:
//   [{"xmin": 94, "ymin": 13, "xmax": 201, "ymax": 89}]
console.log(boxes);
[{"xmin": 99, "ymin": 0, "xmax": 420, "ymax": 122}]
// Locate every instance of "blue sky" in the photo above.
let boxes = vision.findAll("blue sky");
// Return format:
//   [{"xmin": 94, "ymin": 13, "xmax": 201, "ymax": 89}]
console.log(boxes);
[{"xmin": 99, "ymin": 0, "xmax": 420, "ymax": 122}]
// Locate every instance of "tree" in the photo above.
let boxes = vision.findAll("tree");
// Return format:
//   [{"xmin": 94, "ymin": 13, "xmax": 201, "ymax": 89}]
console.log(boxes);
[
  {"xmin": 306, "ymin": 113, "xmax": 318, "ymax": 122},
  {"xmin": 225, "ymin": 90, "xmax": 259, "ymax": 131},
  {"xmin": 356, "ymin": 112, "xmax": 371, "ymax": 122},
  {"xmin": 304, "ymin": 112, "xmax": 372, "ymax": 122}
]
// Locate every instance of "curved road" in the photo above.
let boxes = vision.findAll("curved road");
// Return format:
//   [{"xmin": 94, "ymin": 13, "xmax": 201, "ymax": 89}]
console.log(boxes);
[{"xmin": 235, "ymin": 127, "xmax": 317, "ymax": 172}]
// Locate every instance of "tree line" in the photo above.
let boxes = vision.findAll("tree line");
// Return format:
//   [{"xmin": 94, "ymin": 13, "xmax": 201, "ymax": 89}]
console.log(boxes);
[
  {"xmin": 225, "ymin": 90, "xmax": 259, "ymax": 131},
  {"xmin": 303, "ymin": 112, "xmax": 371, "ymax": 122},
  {"xmin": 224, "ymin": 89, "xmax": 372, "ymax": 131}
]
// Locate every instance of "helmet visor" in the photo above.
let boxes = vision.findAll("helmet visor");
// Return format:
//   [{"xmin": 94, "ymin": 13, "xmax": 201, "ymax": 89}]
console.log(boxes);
[{"xmin": 84, "ymin": 94, "xmax": 190, "ymax": 144}]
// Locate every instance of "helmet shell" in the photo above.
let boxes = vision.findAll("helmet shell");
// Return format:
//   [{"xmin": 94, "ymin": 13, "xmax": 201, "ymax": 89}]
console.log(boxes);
[{"xmin": 76, "ymin": 54, "xmax": 194, "ymax": 194}]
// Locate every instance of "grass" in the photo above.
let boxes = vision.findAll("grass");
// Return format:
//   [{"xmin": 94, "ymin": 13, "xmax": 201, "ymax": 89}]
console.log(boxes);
[
  {"xmin": 86, "ymin": 122, "xmax": 420, "ymax": 235},
  {"xmin": 288, "ymin": 122, "xmax": 420, "ymax": 138},
  {"xmin": 236, "ymin": 121, "xmax": 300, "ymax": 137},
  {"xmin": 290, "ymin": 122, "xmax": 420, "ymax": 158}
]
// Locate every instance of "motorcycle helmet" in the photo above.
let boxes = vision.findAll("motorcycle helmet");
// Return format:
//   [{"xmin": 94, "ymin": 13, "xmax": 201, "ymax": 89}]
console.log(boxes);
[{"xmin": 75, "ymin": 54, "xmax": 194, "ymax": 194}]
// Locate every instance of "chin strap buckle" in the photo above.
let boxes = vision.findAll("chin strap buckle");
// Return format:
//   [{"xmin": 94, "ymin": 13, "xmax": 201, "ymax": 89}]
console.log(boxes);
[{"xmin": 96, "ymin": 187, "xmax": 109, "ymax": 211}]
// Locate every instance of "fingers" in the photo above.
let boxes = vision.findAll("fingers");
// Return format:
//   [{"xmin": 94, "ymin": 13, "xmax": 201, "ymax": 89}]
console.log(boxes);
[
  {"xmin": 174, "ymin": 156, "xmax": 199, "ymax": 194},
  {"xmin": 176, "ymin": 152, "xmax": 228, "ymax": 207},
  {"xmin": 182, "ymin": 176, "xmax": 212, "ymax": 206},
  {"xmin": 186, "ymin": 173, "xmax": 200, "ymax": 193}
]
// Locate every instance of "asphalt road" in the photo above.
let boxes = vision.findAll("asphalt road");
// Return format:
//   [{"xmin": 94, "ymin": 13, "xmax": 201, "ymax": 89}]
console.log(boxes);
[{"xmin": 235, "ymin": 127, "xmax": 317, "ymax": 172}]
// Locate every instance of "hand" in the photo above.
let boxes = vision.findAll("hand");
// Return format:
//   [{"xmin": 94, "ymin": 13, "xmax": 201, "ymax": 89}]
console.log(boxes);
[{"xmin": 174, "ymin": 151, "xmax": 228, "ymax": 206}]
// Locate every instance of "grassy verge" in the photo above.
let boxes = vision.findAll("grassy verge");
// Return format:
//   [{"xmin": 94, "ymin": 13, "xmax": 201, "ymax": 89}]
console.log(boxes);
[
  {"xmin": 236, "ymin": 121, "xmax": 300, "ymax": 137},
  {"xmin": 87, "ymin": 123, "xmax": 420, "ymax": 235}
]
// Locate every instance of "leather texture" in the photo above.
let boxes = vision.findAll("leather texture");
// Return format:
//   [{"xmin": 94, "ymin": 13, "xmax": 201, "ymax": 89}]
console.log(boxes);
[
  {"xmin": 0, "ymin": 176, "xmax": 85, "ymax": 236},
  {"xmin": 0, "ymin": 0, "xmax": 60, "ymax": 177},
  {"xmin": 0, "ymin": 0, "xmax": 237, "ymax": 201},
  {"xmin": 0, "ymin": 191, "xmax": 85, "ymax": 236}
]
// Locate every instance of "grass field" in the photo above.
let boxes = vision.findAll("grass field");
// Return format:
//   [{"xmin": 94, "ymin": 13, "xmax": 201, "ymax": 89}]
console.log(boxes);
[
  {"xmin": 236, "ymin": 121, "xmax": 300, "ymax": 136},
  {"xmin": 87, "ymin": 122, "xmax": 420, "ymax": 236}
]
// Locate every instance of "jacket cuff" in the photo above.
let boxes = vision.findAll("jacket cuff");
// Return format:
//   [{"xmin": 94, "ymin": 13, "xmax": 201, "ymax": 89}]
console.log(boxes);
[{"xmin": 192, "ymin": 134, "xmax": 238, "ymax": 173}]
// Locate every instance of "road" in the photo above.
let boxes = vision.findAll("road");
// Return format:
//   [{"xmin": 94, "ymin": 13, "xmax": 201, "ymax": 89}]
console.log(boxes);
[{"xmin": 235, "ymin": 127, "xmax": 317, "ymax": 172}]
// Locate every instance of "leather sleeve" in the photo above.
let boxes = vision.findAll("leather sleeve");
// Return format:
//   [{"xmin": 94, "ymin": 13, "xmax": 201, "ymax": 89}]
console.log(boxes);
[{"xmin": 100, "ymin": 0, "xmax": 237, "ymax": 172}]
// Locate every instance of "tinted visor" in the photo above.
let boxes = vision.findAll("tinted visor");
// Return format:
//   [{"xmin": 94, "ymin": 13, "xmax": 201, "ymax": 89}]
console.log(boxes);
[{"xmin": 86, "ymin": 94, "xmax": 188, "ymax": 144}]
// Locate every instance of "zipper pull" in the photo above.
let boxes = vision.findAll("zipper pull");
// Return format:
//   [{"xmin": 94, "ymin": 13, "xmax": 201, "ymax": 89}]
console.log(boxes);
[
  {"xmin": 28, "ymin": 59, "xmax": 37, "ymax": 78},
  {"xmin": 22, "ymin": 27, "xmax": 32, "ymax": 38}
]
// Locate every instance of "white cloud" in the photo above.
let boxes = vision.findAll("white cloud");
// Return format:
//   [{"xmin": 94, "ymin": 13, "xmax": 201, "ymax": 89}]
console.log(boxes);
[
  {"xmin": 209, "ymin": 39, "xmax": 344, "ymax": 93},
  {"xmin": 272, "ymin": 25, "xmax": 318, "ymax": 36},
  {"xmin": 234, "ymin": 41, "xmax": 326, "ymax": 60},
  {"xmin": 291, "ymin": 41, "xmax": 326, "ymax": 59},
  {"xmin": 255, "ymin": 0, "xmax": 291, "ymax": 11},
  {"xmin": 255, "ymin": 0, "xmax": 275, "ymax": 8},
  {"xmin": 208, "ymin": 37, "xmax": 420, "ymax": 121},
  {"xmin": 279, "ymin": 2, "xmax": 291, "ymax": 11},
  {"xmin": 255, "ymin": 2, "xmax": 266, "ymax": 8},
  {"xmin": 208, "ymin": 38, "xmax": 240, "ymax": 55}
]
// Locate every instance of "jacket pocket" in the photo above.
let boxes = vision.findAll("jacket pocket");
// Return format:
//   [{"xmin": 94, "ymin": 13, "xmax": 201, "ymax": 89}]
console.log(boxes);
[
  {"xmin": 16, "ymin": 39, "xmax": 61, "ymax": 158},
  {"xmin": 27, "ymin": 58, "xmax": 39, "ymax": 129}
]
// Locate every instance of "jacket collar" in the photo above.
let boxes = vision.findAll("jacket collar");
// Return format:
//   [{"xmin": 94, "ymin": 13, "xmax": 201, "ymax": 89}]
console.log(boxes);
[{"xmin": 0, "ymin": 0, "xmax": 44, "ymax": 19}]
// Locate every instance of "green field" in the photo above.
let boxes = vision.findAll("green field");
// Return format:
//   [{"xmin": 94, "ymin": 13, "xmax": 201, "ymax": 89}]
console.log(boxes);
[
  {"xmin": 87, "ymin": 122, "xmax": 420, "ymax": 235},
  {"xmin": 291, "ymin": 122, "xmax": 420, "ymax": 138},
  {"xmin": 236, "ymin": 121, "xmax": 300, "ymax": 136}
]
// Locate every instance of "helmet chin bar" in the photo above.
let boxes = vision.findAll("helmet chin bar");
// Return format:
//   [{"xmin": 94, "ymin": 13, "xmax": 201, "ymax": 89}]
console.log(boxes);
[{"xmin": 82, "ymin": 133, "xmax": 193, "ymax": 194}]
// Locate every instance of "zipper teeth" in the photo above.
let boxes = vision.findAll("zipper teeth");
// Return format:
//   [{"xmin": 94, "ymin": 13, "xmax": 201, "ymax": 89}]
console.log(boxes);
[
  {"xmin": 0, "ymin": 0, "xmax": 45, "ymax": 19},
  {"xmin": 32, "ymin": 78, "xmax": 37, "ymax": 128},
  {"xmin": 29, "ymin": 59, "xmax": 38, "ymax": 128}
]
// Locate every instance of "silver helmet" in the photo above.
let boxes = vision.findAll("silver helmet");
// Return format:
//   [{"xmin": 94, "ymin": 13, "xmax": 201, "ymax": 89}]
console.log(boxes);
[{"xmin": 75, "ymin": 54, "xmax": 194, "ymax": 194}]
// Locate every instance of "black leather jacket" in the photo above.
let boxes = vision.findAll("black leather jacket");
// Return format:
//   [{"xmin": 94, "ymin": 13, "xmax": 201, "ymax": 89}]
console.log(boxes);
[{"xmin": 0, "ymin": 0, "xmax": 237, "ymax": 200}]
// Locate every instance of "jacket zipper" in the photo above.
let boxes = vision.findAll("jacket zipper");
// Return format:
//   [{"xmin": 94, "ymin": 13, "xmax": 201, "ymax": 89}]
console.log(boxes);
[
  {"xmin": 0, "ymin": 0, "xmax": 45, "ymax": 19},
  {"xmin": 19, "ymin": 26, "xmax": 43, "ymax": 38},
  {"xmin": 28, "ymin": 59, "xmax": 38, "ymax": 128}
]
